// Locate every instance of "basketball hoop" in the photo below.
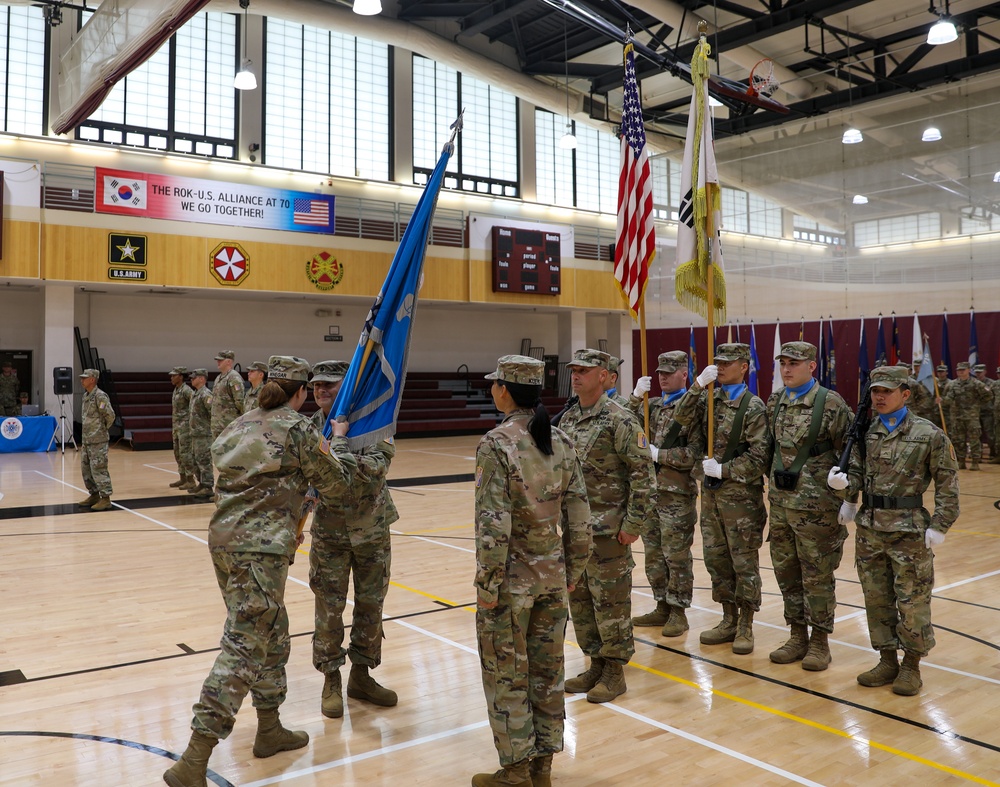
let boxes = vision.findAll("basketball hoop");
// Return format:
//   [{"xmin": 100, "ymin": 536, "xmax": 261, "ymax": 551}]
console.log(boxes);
[{"xmin": 748, "ymin": 58, "xmax": 780, "ymax": 99}]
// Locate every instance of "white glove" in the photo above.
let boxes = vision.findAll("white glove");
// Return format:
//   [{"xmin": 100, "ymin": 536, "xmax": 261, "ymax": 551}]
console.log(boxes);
[
  {"xmin": 633, "ymin": 376, "xmax": 652, "ymax": 398},
  {"xmin": 649, "ymin": 445, "xmax": 660, "ymax": 463},
  {"xmin": 827, "ymin": 466, "xmax": 849, "ymax": 491},
  {"xmin": 696, "ymin": 365, "xmax": 718, "ymax": 388},
  {"xmin": 703, "ymin": 457, "xmax": 723, "ymax": 479},
  {"xmin": 925, "ymin": 529, "xmax": 946, "ymax": 549},
  {"xmin": 838, "ymin": 501, "xmax": 857, "ymax": 526}
]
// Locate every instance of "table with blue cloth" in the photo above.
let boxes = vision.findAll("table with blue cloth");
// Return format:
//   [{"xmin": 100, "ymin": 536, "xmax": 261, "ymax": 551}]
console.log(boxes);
[{"xmin": 0, "ymin": 416, "xmax": 57, "ymax": 453}]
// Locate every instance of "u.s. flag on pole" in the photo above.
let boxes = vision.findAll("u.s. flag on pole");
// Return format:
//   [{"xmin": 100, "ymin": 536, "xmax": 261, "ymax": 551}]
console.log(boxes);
[
  {"xmin": 613, "ymin": 42, "xmax": 654, "ymax": 321},
  {"xmin": 103, "ymin": 176, "xmax": 147, "ymax": 209},
  {"xmin": 293, "ymin": 198, "xmax": 331, "ymax": 227}
]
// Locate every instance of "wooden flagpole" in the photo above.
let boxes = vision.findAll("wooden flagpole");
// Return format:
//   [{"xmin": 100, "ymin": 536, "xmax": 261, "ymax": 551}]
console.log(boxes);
[{"xmin": 640, "ymin": 295, "xmax": 650, "ymax": 440}]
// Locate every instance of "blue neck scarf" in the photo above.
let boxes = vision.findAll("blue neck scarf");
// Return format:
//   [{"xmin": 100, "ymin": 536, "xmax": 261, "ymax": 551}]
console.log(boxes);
[
  {"xmin": 663, "ymin": 387, "xmax": 686, "ymax": 405},
  {"xmin": 720, "ymin": 382, "xmax": 747, "ymax": 401},
  {"xmin": 785, "ymin": 378, "xmax": 817, "ymax": 400},
  {"xmin": 879, "ymin": 406, "xmax": 908, "ymax": 432},
  {"xmin": 606, "ymin": 387, "xmax": 617, "ymax": 397}
]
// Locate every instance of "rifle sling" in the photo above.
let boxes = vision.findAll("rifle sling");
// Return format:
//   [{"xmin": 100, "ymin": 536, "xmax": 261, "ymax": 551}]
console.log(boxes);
[{"xmin": 771, "ymin": 385, "xmax": 829, "ymax": 476}]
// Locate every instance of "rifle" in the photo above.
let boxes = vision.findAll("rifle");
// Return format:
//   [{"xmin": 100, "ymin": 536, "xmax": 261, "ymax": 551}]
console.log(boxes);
[
  {"xmin": 838, "ymin": 380, "xmax": 873, "ymax": 473},
  {"xmin": 551, "ymin": 394, "xmax": 579, "ymax": 426}
]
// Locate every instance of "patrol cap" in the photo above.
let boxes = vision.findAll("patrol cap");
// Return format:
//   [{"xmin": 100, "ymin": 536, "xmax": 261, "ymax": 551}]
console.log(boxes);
[
  {"xmin": 936, "ymin": 363, "xmax": 948, "ymax": 372},
  {"xmin": 656, "ymin": 351, "xmax": 688, "ymax": 373},
  {"xmin": 79, "ymin": 368, "xmax": 100, "ymax": 379},
  {"xmin": 311, "ymin": 360, "xmax": 350, "ymax": 384},
  {"xmin": 1, "ymin": 358, "xmax": 11, "ymax": 367},
  {"xmin": 608, "ymin": 356, "xmax": 622, "ymax": 374},
  {"xmin": 214, "ymin": 350, "xmax": 235, "ymax": 360},
  {"xmin": 247, "ymin": 361, "xmax": 268, "ymax": 374},
  {"xmin": 868, "ymin": 365, "xmax": 909, "ymax": 390},
  {"xmin": 485, "ymin": 354, "xmax": 544, "ymax": 386},
  {"xmin": 191, "ymin": 368, "xmax": 208, "ymax": 378},
  {"xmin": 268, "ymin": 355, "xmax": 311, "ymax": 382},
  {"xmin": 715, "ymin": 343, "xmax": 751, "ymax": 363},
  {"xmin": 566, "ymin": 349, "xmax": 612, "ymax": 369},
  {"xmin": 956, "ymin": 361, "xmax": 970, "ymax": 370},
  {"xmin": 169, "ymin": 366, "xmax": 188, "ymax": 376},
  {"xmin": 973, "ymin": 363, "xmax": 986, "ymax": 373},
  {"xmin": 776, "ymin": 341, "xmax": 817, "ymax": 361}
]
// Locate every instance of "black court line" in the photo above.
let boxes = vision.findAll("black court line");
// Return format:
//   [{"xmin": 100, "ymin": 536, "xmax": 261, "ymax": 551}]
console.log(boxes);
[
  {"xmin": 388, "ymin": 472, "xmax": 475, "ymax": 488},
  {"xmin": 635, "ymin": 635, "xmax": 1000, "ymax": 755},
  {"xmin": 0, "ymin": 731, "xmax": 234, "ymax": 787}
]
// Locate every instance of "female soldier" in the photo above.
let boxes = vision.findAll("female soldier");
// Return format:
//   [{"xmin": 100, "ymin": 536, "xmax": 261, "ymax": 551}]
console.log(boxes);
[
  {"xmin": 164, "ymin": 356, "xmax": 356, "ymax": 787},
  {"xmin": 472, "ymin": 355, "xmax": 592, "ymax": 787}
]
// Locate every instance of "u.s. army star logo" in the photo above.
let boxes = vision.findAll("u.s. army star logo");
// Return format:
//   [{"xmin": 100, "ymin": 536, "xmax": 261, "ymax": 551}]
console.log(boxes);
[{"xmin": 306, "ymin": 251, "xmax": 344, "ymax": 291}]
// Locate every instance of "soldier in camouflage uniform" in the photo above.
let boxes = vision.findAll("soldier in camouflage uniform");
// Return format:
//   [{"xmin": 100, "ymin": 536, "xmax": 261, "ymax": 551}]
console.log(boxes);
[
  {"xmin": 992, "ymin": 367, "xmax": 1000, "ymax": 464},
  {"xmin": 943, "ymin": 361, "xmax": 991, "ymax": 469},
  {"xmin": 307, "ymin": 360, "xmax": 400, "ymax": 719},
  {"xmin": 243, "ymin": 361, "xmax": 267, "ymax": 412},
  {"xmin": 603, "ymin": 356, "xmax": 632, "ymax": 409},
  {"xmin": 169, "ymin": 367, "xmax": 196, "ymax": 491},
  {"xmin": 472, "ymin": 355, "xmax": 592, "ymax": 787},
  {"xmin": 558, "ymin": 349, "xmax": 654, "ymax": 704},
  {"xmin": 164, "ymin": 356, "xmax": 357, "ymax": 787},
  {"xmin": 211, "ymin": 350, "xmax": 246, "ymax": 439},
  {"xmin": 973, "ymin": 364, "xmax": 996, "ymax": 458},
  {"xmin": 629, "ymin": 350, "xmax": 704, "ymax": 637},
  {"xmin": 188, "ymin": 369, "xmax": 215, "ymax": 498},
  {"xmin": 828, "ymin": 365, "xmax": 959, "ymax": 696},
  {"xmin": 765, "ymin": 342, "xmax": 853, "ymax": 671},
  {"xmin": 76, "ymin": 368, "xmax": 117, "ymax": 511},
  {"xmin": 906, "ymin": 362, "xmax": 936, "ymax": 424},
  {"xmin": 0, "ymin": 358, "xmax": 19, "ymax": 416},
  {"xmin": 932, "ymin": 363, "xmax": 951, "ymax": 431},
  {"xmin": 673, "ymin": 343, "xmax": 771, "ymax": 655}
]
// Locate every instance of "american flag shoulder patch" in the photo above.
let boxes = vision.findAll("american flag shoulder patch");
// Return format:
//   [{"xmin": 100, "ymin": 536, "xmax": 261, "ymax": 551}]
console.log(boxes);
[
  {"xmin": 637, "ymin": 431, "xmax": 648, "ymax": 449},
  {"xmin": 475, "ymin": 466, "xmax": 484, "ymax": 488},
  {"xmin": 319, "ymin": 437, "xmax": 331, "ymax": 455}
]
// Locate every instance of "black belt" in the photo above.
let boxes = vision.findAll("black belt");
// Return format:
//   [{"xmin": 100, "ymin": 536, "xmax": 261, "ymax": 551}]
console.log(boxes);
[
  {"xmin": 862, "ymin": 493, "xmax": 922, "ymax": 510},
  {"xmin": 809, "ymin": 440, "xmax": 833, "ymax": 457}
]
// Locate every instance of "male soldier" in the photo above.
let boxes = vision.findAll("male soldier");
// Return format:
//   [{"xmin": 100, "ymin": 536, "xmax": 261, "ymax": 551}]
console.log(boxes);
[
  {"xmin": 828, "ymin": 365, "xmax": 959, "ymax": 696},
  {"xmin": 188, "ymin": 369, "xmax": 215, "ymax": 498},
  {"xmin": 992, "ymin": 367, "xmax": 1000, "ymax": 464},
  {"xmin": 211, "ymin": 350, "xmax": 245, "ymax": 439},
  {"xmin": 558, "ymin": 349, "xmax": 654, "ymax": 703},
  {"xmin": 629, "ymin": 351, "xmax": 704, "ymax": 637},
  {"xmin": 77, "ymin": 368, "xmax": 116, "ymax": 511},
  {"xmin": 933, "ymin": 363, "xmax": 951, "ymax": 431},
  {"xmin": 603, "ymin": 356, "xmax": 631, "ymax": 409},
  {"xmin": 973, "ymin": 364, "xmax": 996, "ymax": 458},
  {"xmin": 244, "ymin": 361, "xmax": 267, "ymax": 412},
  {"xmin": 169, "ymin": 367, "xmax": 196, "ymax": 491},
  {"xmin": 906, "ymin": 362, "xmax": 936, "ymax": 424},
  {"xmin": 943, "ymin": 361, "xmax": 991, "ymax": 469},
  {"xmin": 0, "ymin": 358, "xmax": 19, "ymax": 416},
  {"xmin": 766, "ymin": 342, "xmax": 852, "ymax": 671},
  {"xmin": 308, "ymin": 360, "xmax": 400, "ymax": 718},
  {"xmin": 673, "ymin": 343, "xmax": 770, "ymax": 655}
]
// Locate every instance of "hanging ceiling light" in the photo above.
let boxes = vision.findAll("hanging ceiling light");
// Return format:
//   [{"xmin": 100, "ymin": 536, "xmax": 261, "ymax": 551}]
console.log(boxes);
[
  {"xmin": 353, "ymin": 0, "xmax": 382, "ymax": 15},
  {"xmin": 842, "ymin": 127, "xmax": 863, "ymax": 144},
  {"xmin": 558, "ymin": 20, "xmax": 577, "ymax": 150},
  {"xmin": 993, "ymin": 171, "xmax": 1000, "ymax": 183},
  {"xmin": 922, "ymin": 126, "xmax": 942, "ymax": 142},
  {"xmin": 927, "ymin": 0, "xmax": 958, "ymax": 44},
  {"xmin": 233, "ymin": 0, "xmax": 256, "ymax": 91},
  {"xmin": 852, "ymin": 194, "xmax": 869, "ymax": 204}
]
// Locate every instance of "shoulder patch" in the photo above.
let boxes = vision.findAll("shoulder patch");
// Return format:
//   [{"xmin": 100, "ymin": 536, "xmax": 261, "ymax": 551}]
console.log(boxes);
[
  {"xmin": 476, "ymin": 465, "xmax": 484, "ymax": 488},
  {"xmin": 98, "ymin": 402, "xmax": 105, "ymax": 409},
  {"xmin": 384, "ymin": 436, "xmax": 394, "ymax": 445},
  {"xmin": 949, "ymin": 443, "xmax": 956, "ymax": 462},
  {"xmin": 637, "ymin": 431, "xmax": 648, "ymax": 449},
  {"xmin": 319, "ymin": 436, "xmax": 331, "ymax": 455}
]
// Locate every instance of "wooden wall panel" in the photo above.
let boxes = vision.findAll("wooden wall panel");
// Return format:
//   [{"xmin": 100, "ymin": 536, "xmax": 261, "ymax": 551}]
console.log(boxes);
[{"xmin": 0, "ymin": 220, "xmax": 40, "ymax": 278}]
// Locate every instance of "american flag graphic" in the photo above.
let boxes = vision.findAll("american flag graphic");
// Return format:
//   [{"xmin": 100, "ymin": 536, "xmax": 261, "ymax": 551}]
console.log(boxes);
[
  {"xmin": 614, "ymin": 43, "xmax": 654, "ymax": 321},
  {"xmin": 293, "ymin": 198, "xmax": 331, "ymax": 227}
]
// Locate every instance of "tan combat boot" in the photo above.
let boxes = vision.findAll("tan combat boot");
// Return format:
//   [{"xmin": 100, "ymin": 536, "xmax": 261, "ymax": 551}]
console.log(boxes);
[
  {"xmin": 162, "ymin": 730, "xmax": 218, "ymax": 787},
  {"xmin": 471, "ymin": 759, "xmax": 532, "ymax": 787},
  {"xmin": 178, "ymin": 475, "xmax": 197, "ymax": 490},
  {"xmin": 632, "ymin": 599, "xmax": 670, "ymax": 627},
  {"xmin": 732, "ymin": 604, "xmax": 755, "ymax": 655},
  {"xmin": 564, "ymin": 657, "xmax": 604, "ymax": 693},
  {"xmin": 700, "ymin": 602, "xmax": 738, "ymax": 645},
  {"xmin": 321, "ymin": 670, "xmax": 343, "ymax": 718},
  {"xmin": 347, "ymin": 664, "xmax": 398, "ymax": 707},
  {"xmin": 586, "ymin": 660, "xmax": 626, "ymax": 703},
  {"xmin": 971, "ymin": 461, "xmax": 981, "ymax": 471},
  {"xmin": 857, "ymin": 649, "xmax": 899, "ymax": 687},
  {"xmin": 892, "ymin": 652, "xmax": 923, "ymax": 696},
  {"xmin": 169, "ymin": 475, "xmax": 186, "ymax": 488},
  {"xmin": 77, "ymin": 493, "xmax": 99, "ymax": 507},
  {"xmin": 661, "ymin": 606, "xmax": 690, "ymax": 638},
  {"xmin": 90, "ymin": 496, "xmax": 112, "ymax": 512},
  {"xmin": 769, "ymin": 623, "xmax": 809, "ymax": 664},
  {"xmin": 252, "ymin": 708, "xmax": 309, "ymax": 758},
  {"xmin": 529, "ymin": 754, "xmax": 552, "ymax": 787},
  {"xmin": 802, "ymin": 629, "xmax": 832, "ymax": 671},
  {"xmin": 191, "ymin": 486, "xmax": 214, "ymax": 499}
]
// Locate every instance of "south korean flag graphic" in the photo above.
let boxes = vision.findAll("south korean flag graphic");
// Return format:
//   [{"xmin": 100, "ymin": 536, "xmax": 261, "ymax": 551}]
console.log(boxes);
[{"xmin": 103, "ymin": 176, "xmax": 148, "ymax": 209}]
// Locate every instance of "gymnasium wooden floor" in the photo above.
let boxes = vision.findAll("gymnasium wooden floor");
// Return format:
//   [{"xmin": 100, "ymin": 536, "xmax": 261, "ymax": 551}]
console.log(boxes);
[{"xmin": 1, "ymin": 436, "xmax": 999, "ymax": 786}]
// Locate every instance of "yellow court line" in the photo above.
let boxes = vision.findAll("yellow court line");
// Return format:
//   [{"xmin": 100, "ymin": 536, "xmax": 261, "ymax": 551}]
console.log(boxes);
[
  {"xmin": 627, "ymin": 660, "xmax": 999, "ymax": 786},
  {"xmin": 949, "ymin": 528, "xmax": 1000, "ymax": 539},
  {"xmin": 388, "ymin": 580, "xmax": 474, "ymax": 610},
  {"xmin": 399, "ymin": 523, "xmax": 474, "ymax": 536}
]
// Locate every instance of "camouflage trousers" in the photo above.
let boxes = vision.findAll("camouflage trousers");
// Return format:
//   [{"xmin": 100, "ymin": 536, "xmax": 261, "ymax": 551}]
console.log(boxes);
[
  {"xmin": 768, "ymin": 504, "xmax": 847, "ymax": 633},
  {"xmin": 641, "ymin": 491, "xmax": 697, "ymax": 608},
  {"xmin": 951, "ymin": 414, "xmax": 983, "ymax": 462},
  {"xmin": 568, "ymin": 535, "xmax": 634, "ymax": 664},
  {"xmin": 310, "ymin": 528, "xmax": 390, "ymax": 673},
  {"xmin": 855, "ymin": 526, "xmax": 935, "ymax": 656},
  {"xmin": 80, "ymin": 440, "xmax": 113, "ymax": 497},
  {"xmin": 172, "ymin": 425, "xmax": 193, "ymax": 478},
  {"xmin": 191, "ymin": 433, "xmax": 214, "ymax": 489},
  {"xmin": 477, "ymin": 591, "xmax": 568, "ymax": 767},
  {"xmin": 192, "ymin": 551, "xmax": 290, "ymax": 739},
  {"xmin": 700, "ymin": 483, "xmax": 766, "ymax": 610},
  {"xmin": 982, "ymin": 409, "xmax": 996, "ymax": 454},
  {"xmin": 0, "ymin": 403, "xmax": 17, "ymax": 416}
]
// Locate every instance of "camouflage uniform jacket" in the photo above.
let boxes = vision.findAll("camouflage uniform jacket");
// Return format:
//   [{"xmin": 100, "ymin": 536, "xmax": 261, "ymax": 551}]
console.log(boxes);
[
  {"xmin": 673, "ymin": 382, "xmax": 770, "ymax": 488},
  {"xmin": 171, "ymin": 383, "xmax": 194, "ymax": 432},
  {"xmin": 243, "ymin": 384, "xmax": 262, "ymax": 413},
  {"xmin": 81, "ymin": 386, "xmax": 115, "ymax": 444},
  {"xmin": 845, "ymin": 411, "xmax": 959, "ymax": 535},
  {"xmin": 628, "ymin": 392, "xmax": 703, "ymax": 497},
  {"xmin": 474, "ymin": 408, "xmax": 593, "ymax": 605},
  {"xmin": 0, "ymin": 372, "xmax": 18, "ymax": 407},
  {"xmin": 943, "ymin": 376, "xmax": 991, "ymax": 418},
  {"xmin": 991, "ymin": 379, "xmax": 1000, "ymax": 419},
  {"xmin": 310, "ymin": 408, "xmax": 399, "ymax": 544},
  {"xmin": 190, "ymin": 386, "xmax": 212, "ymax": 434},
  {"xmin": 210, "ymin": 405, "xmax": 357, "ymax": 559},
  {"xmin": 906, "ymin": 377, "xmax": 936, "ymax": 422},
  {"xmin": 211, "ymin": 369, "xmax": 246, "ymax": 436},
  {"xmin": 766, "ymin": 381, "xmax": 852, "ymax": 512},
  {"xmin": 558, "ymin": 393, "xmax": 655, "ymax": 538}
]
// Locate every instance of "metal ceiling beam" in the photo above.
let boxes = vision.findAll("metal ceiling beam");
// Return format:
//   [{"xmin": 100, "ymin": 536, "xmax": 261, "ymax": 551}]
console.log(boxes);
[{"xmin": 457, "ymin": 0, "xmax": 534, "ymax": 39}]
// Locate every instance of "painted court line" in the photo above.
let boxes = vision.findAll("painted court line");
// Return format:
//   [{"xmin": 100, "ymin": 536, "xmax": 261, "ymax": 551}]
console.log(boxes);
[{"xmin": 142, "ymin": 463, "xmax": 178, "ymax": 476}]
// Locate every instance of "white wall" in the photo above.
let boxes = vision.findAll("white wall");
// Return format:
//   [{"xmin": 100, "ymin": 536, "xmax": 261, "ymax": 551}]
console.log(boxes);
[{"xmin": 0, "ymin": 287, "xmax": 44, "ymax": 401}]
